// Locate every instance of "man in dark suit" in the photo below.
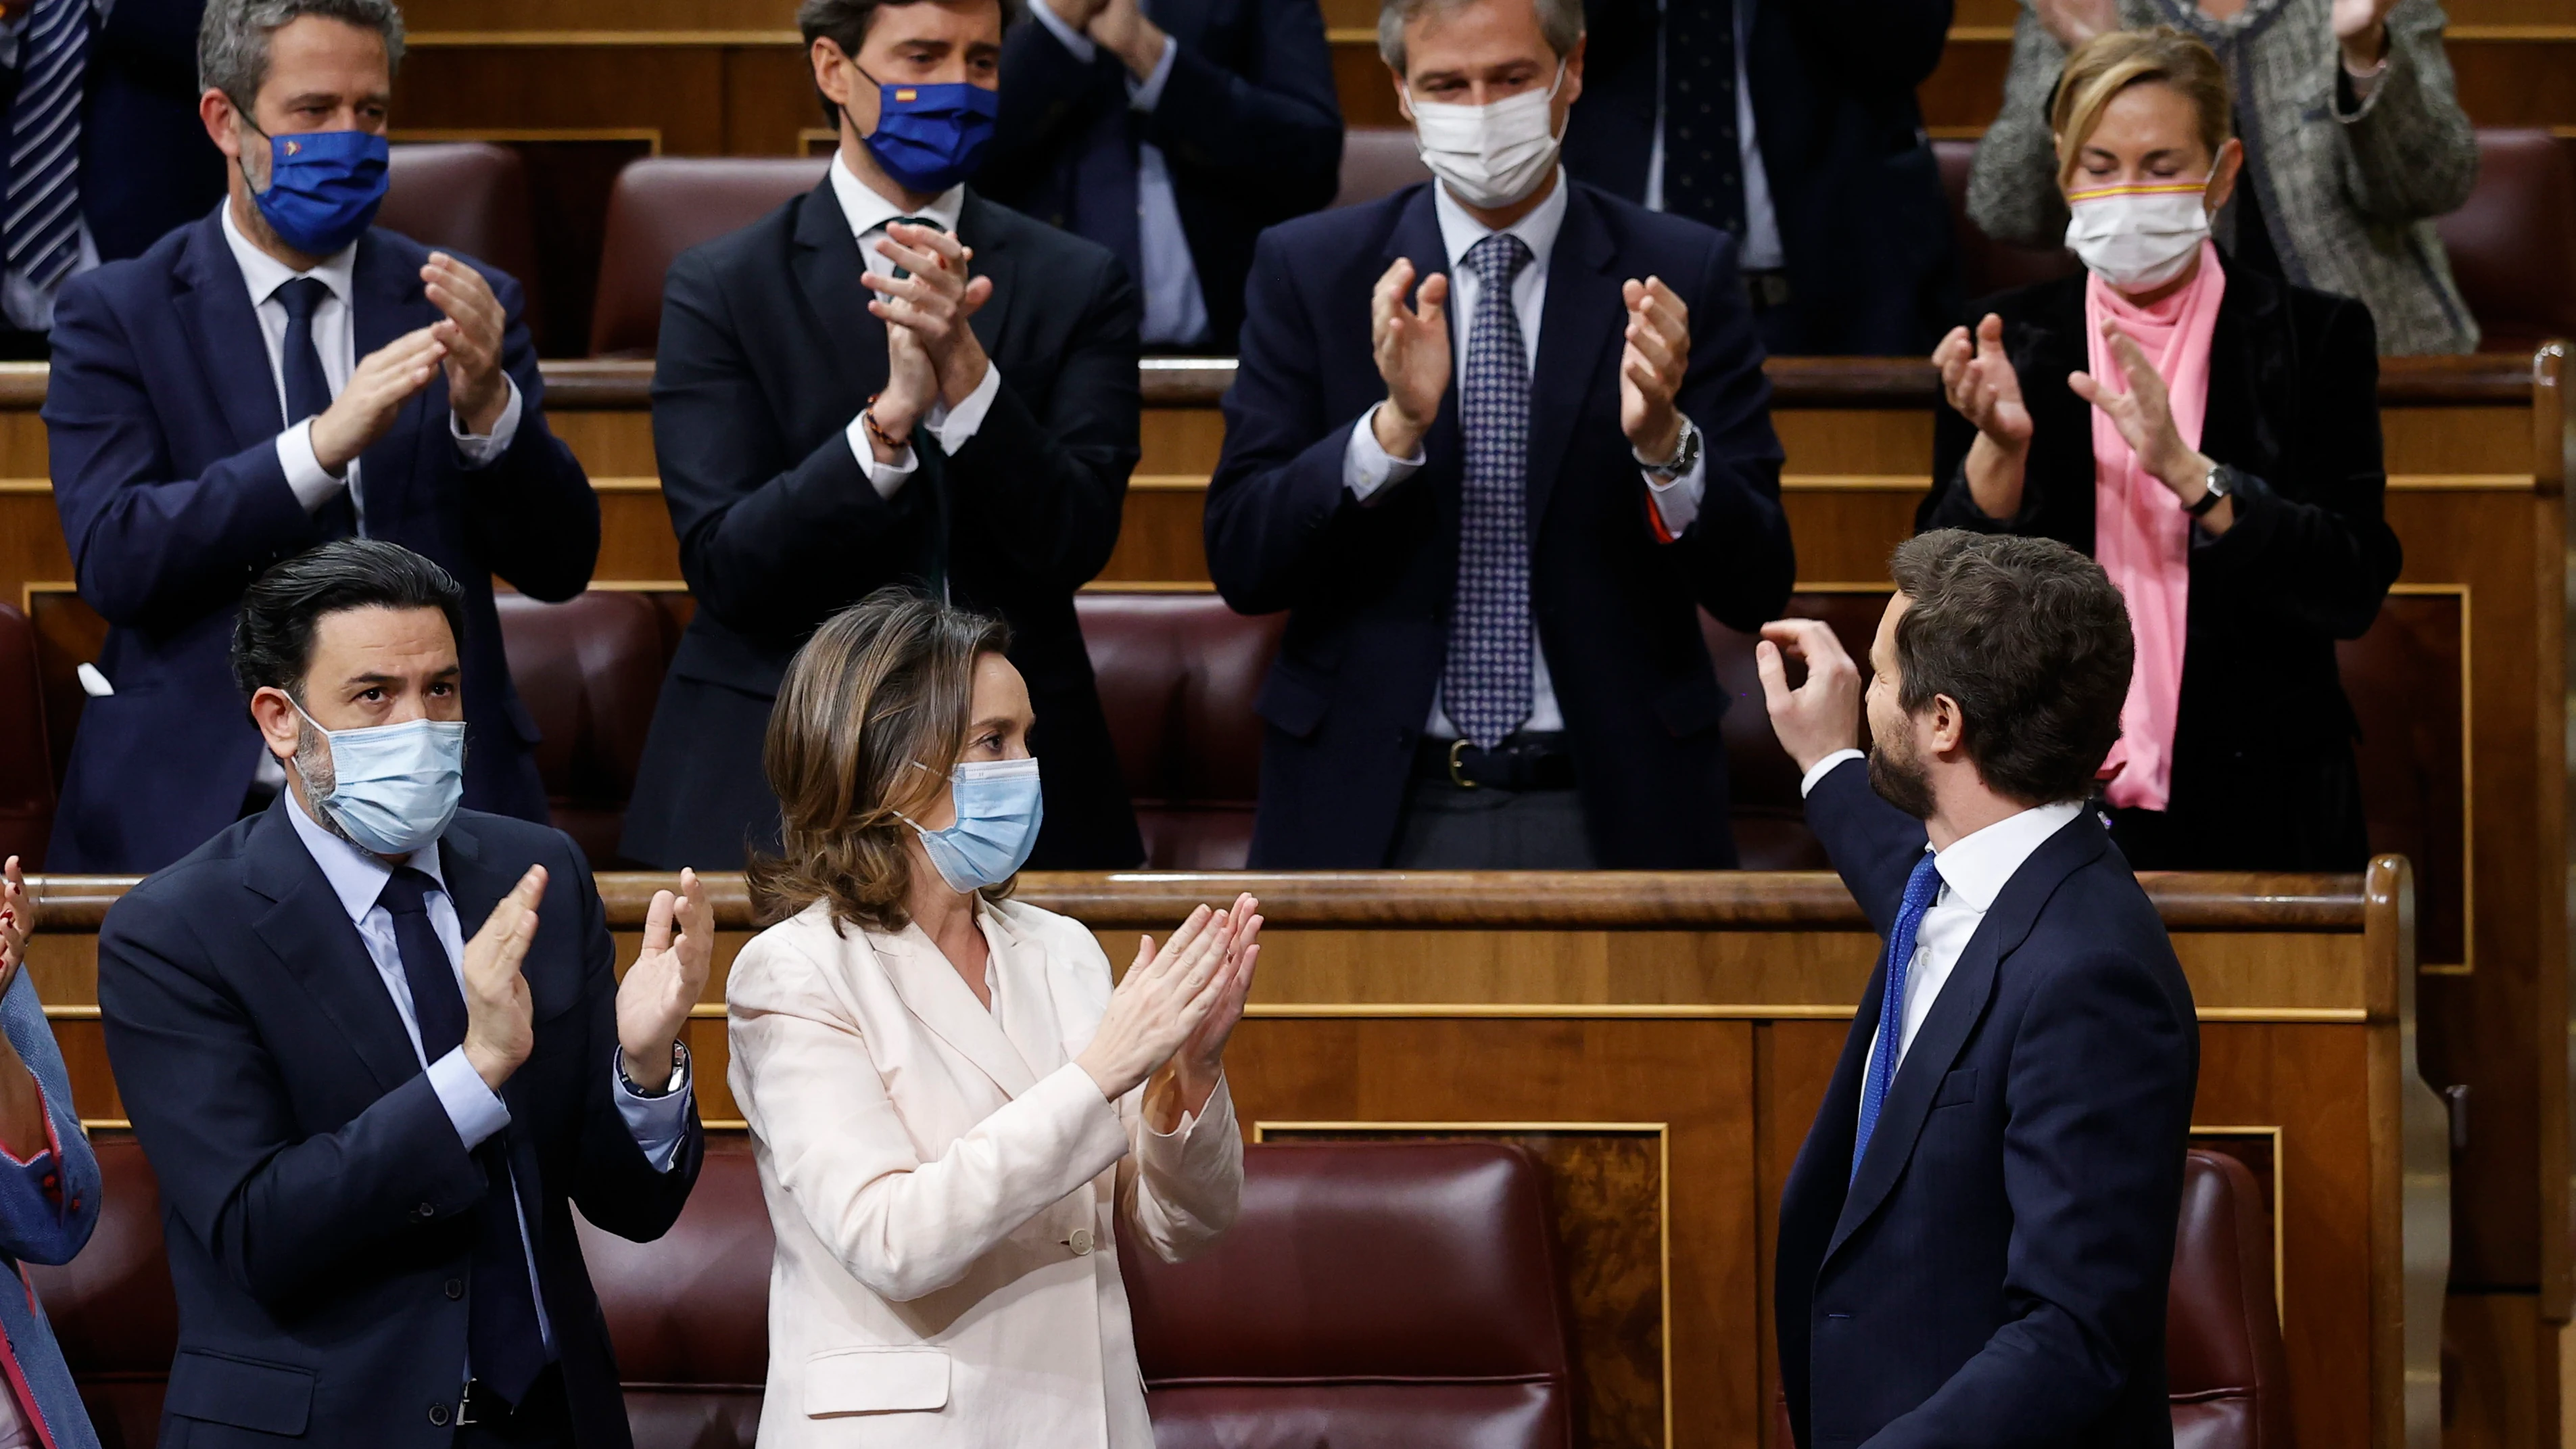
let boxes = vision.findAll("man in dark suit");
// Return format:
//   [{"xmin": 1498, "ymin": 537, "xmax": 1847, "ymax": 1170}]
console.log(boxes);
[
  {"xmin": 42, "ymin": 0, "xmax": 595, "ymax": 874},
  {"xmin": 1203, "ymin": 0, "xmax": 1794, "ymax": 870},
  {"xmin": 980, "ymin": 0, "xmax": 1342, "ymax": 352},
  {"xmin": 623, "ymin": 0, "xmax": 1143, "ymax": 872},
  {"xmin": 1755, "ymin": 529, "xmax": 2198, "ymax": 1447},
  {"xmin": 1560, "ymin": 0, "xmax": 1957, "ymax": 357},
  {"xmin": 99, "ymin": 540, "xmax": 709, "ymax": 1448}
]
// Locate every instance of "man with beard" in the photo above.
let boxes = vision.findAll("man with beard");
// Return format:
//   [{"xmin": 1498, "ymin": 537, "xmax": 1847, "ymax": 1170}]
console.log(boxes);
[{"xmin": 1755, "ymin": 528, "xmax": 2198, "ymax": 1448}]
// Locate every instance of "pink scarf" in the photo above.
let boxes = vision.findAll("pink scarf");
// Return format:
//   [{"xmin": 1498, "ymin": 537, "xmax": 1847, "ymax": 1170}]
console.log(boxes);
[{"xmin": 2089, "ymin": 239, "xmax": 2224, "ymax": 813}]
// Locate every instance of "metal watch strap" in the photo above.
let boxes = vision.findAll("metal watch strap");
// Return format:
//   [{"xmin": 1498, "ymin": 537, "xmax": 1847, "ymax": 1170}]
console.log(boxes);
[{"xmin": 1645, "ymin": 417, "xmax": 1700, "ymax": 481}]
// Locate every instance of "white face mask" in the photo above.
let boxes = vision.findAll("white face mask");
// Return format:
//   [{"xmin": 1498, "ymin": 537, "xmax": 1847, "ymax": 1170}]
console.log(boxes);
[
  {"xmin": 1405, "ymin": 62, "xmax": 1567, "ymax": 211},
  {"xmin": 2062, "ymin": 179, "xmax": 2213, "ymax": 293}
]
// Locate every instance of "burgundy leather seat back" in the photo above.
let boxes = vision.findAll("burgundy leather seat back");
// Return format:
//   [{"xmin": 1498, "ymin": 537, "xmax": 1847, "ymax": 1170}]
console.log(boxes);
[
  {"xmin": 1075, "ymin": 594, "xmax": 1284, "ymax": 870},
  {"xmin": 574, "ymin": 1136, "xmax": 771, "ymax": 1449},
  {"xmin": 0, "ymin": 602, "xmax": 54, "ymax": 869},
  {"xmin": 2438, "ymin": 131, "xmax": 2576, "ymax": 355},
  {"xmin": 1702, "ymin": 596, "xmax": 1888, "ymax": 870},
  {"xmin": 2167, "ymin": 1148, "xmax": 2288, "ymax": 1449},
  {"xmin": 1933, "ymin": 139, "xmax": 2082, "ymax": 302},
  {"xmin": 30, "ymin": 1137, "xmax": 178, "ymax": 1449},
  {"xmin": 589, "ymin": 158, "xmax": 831, "ymax": 357},
  {"xmin": 494, "ymin": 592, "xmax": 675, "ymax": 867},
  {"xmin": 380, "ymin": 143, "xmax": 542, "ymax": 325},
  {"xmin": 1121, "ymin": 1141, "xmax": 1576, "ymax": 1449},
  {"xmin": 1337, "ymin": 126, "xmax": 1433, "ymax": 209}
]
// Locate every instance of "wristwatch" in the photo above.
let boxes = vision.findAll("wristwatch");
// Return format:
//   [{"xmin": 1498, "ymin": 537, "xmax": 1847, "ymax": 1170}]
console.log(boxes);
[
  {"xmin": 619, "ymin": 1040, "xmax": 690, "ymax": 1098},
  {"xmin": 1640, "ymin": 417, "xmax": 1701, "ymax": 483},
  {"xmin": 2186, "ymin": 461, "xmax": 2235, "ymax": 519}
]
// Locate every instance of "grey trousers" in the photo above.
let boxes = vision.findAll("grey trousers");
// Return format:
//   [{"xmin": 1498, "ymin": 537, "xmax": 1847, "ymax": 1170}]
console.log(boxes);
[{"xmin": 1385, "ymin": 778, "xmax": 1600, "ymax": 869}]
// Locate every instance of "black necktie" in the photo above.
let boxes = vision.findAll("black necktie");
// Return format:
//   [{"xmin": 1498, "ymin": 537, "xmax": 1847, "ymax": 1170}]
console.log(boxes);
[
  {"xmin": 377, "ymin": 868, "xmax": 550, "ymax": 1404},
  {"xmin": 276, "ymin": 276, "xmax": 356, "ymax": 539},
  {"xmin": 1663, "ymin": 0, "xmax": 1746, "ymax": 238},
  {"xmin": 881, "ymin": 214, "xmax": 944, "ymax": 280}
]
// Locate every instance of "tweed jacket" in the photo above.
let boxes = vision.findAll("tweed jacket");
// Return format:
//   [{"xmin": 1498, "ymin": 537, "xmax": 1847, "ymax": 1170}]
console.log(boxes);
[{"xmin": 1965, "ymin": 0, "xmax": 2480, "ymax": 355}]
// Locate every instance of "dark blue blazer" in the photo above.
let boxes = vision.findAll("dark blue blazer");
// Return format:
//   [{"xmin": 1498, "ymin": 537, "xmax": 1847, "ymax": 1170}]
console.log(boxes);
[
  {"xmin": 1203, "ymin": 181, "xmax": 1794, "ymax": 868},
  {"xmin": 1561, "ymin": 0, "xmax": 1959, "ymax": 356},
  {"xmin": 1779, "ymin": 759, "xmax": 2198, "ymax": 1448},
  {"xmin": 97, "ymin": 801, "xmax": 703, "ymax": 1449},
  {"xmin": 42, "ymin": 209, "xmax": 597, "ymax": 874},
  {"xmin": 79, "ymin": 0, "xmax": 226, "ymax": 264},
  {"xmin": 981, "ymin": 0, "xmax": 1342, "ymax": 351}
]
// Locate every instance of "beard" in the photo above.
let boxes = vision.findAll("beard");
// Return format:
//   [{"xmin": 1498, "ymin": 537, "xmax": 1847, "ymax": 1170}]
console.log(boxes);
[
  {"xmin": 1868, "ymin": 734, "xmax": 1936, "ymax": 821},
  {"xmin": 286, "ymin": 716, "xmax": 361, "ymax": 848}
]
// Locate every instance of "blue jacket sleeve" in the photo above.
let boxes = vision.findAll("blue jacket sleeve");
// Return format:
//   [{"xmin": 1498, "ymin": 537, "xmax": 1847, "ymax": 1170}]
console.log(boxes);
[
  {"xmin": 1804, "ymin": 755, "xmax": 1934, "ymax": 939},
  {"xmin": 1663, "ymin": 231, "xmax": 1794, "ymax": 630},
  {"xmin": 0, "ymin": 969, "xmax": 97, "ymax": 1268},
  {"xmin": 1143, "ymin": 0, "xmax": 1343, "ymax": 212}
]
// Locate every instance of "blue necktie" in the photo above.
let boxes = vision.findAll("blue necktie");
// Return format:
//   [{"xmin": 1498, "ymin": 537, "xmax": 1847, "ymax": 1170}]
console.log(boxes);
[
  {"xmin": 1441, "ymin": 232, "xmax": 1535, "ymax": 750},
  {"xmin": 275, "ymin": 277, "xmax": 356, "ymax": 538},
  {"xmin": 377, "ymin": 869, "xmax": 550, "ymax": 1404},
  {"xmin": 1853, "ymin": 853, "xmax": 1944, "ymax": 1182},
  {"xmin": 1662, "ymin": 0, "xmax": 1746, "ymax": 239},
  {"xmin": 1, "ymin": 0, "xmax": 90, "ymax": 292}
]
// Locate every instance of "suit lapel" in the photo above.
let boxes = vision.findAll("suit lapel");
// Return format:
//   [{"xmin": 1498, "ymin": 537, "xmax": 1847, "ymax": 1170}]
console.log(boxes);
[
  {"xmin": 241, "ymin": 798, "xmax": 423, "ymax": 1096},
  {"xmin": 984, "ymin": 910, "xmax": 1068, "ymax": 1079},
  {"xmin": 1525, "ymin": 183, "xmax": 1621, "ymax": 529},
  {"xmin": 350, "ymin": 232, "xmax": 440, "ymax": 533},
  {"xmin": 875, "ymin": 921, "xmax": 1039, "ymax": 1100},
  {"xmin": 172, "ymin": 211, "xmax": 292, "ymax": 454},
  {"xmin": 790, "ymin": 183, "xmax": 894, "ymax": 408},
  {"xmin": 958, "ymin": 191, "xmax": 1020, "ymax": 369},
  {"xmin": 1822, "ymin": 811, "xmax": 2110, "ymax": 1264}
]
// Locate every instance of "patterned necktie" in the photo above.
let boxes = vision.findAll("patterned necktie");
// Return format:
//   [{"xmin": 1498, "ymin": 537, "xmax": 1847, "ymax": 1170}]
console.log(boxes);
[
  {"xmin": 1661, "ymin": 0, "xmax": 1746, "ymax": 238},
  {"xmin": 1853, "ymin": 853, "xmax": 1944, "ymax": 1182},
  {"xmin": 1441, "ymin": 232, "xmax": 1535, "ymax": 751},
  {"xmin": 377, "ymin": 869, "xmax": 550, "ymax": 1403},
  {"xmin": 2, "ymin": 0, "xmax": 88, "ymax": 292},
  {"xmin": 276, "ymin": 277, "xmax": 356, "ymax": 538}
]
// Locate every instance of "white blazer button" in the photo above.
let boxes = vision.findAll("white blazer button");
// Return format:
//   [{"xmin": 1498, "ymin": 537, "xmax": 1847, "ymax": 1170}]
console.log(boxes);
[{"xmin": 1068, "ymin": 1228, "xmax": 1095, "ymax": 1256}]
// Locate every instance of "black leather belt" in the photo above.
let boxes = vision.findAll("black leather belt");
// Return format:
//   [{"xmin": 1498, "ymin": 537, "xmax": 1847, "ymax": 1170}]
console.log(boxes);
[{"xmin": 1414, "ymin": 733, "xmax": 1577, "ymax": 791}]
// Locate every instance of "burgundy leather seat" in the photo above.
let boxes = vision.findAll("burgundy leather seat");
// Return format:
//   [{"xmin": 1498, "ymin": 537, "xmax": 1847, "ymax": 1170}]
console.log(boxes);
[
  {"xmin": 27, "ymin": 1138, "xmax": 176, "ymax": 1449},
  {"xmin": 493, "ymin": 591, "xmax": 677, "ymax": 868},
  {"xmin": 1932, "ymin": 138, "xmax": 2082, "ymax": 302},
  {"xmin": 588, "ymin": 158, "xmax": 830, "ymax": 357},
  {"xmin": 2437, "ymin": 130, "xmax": 2576, "ymax": 355},
  {"xmin": 2167, "ymin": 1147, "xmax": 2289, "ymax": 1449},
  {"xmin": 1337, "ymin": 126, "xmax": 1433, "ymax": 209},
  {"xmin": 1701, "ymin": 596, "xmax": 1888, "ymax": 870},
  {"xmin": 0, "ymin": 602, "xmax": 53, "ymax": 869},
  {"xmin": 379, "ymin": 143, "xmax": 542, "ymax": 325},
  {"xmin": 1075, "ymin": 593, "xmax": 1284, "ymax": 870},
  {"xmin": 1121, "ymin": 1141, "xmax": 1576, "ymax": 1449}
]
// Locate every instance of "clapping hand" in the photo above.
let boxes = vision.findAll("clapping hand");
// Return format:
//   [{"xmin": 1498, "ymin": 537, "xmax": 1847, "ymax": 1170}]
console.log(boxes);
[
  {"xmin": 1370, "ymin": 258, "xmax": 1451, "ymax": 461},
  {"xmin": 423, "ymin": 253, "xmax": 509, "ymax": 435},
  {"xmin": 2032, "ymin": 0, "xmax": 2118, "ymax": 51},
  {"xmin": 865, "ymin": 224, "xmax": 995, "ymax": 409},
  {"xmin": 1619, "ymin": 277, "xmax": 1690, "ymax": 463},
  {"xmin": 1076, "ymin": 903, "xmax": 1245, "ymax": 1102},
  {"xmin": 1173, "ymin": 893, "xmax": 1260, "ymax": 1084},
  {"xmin": 1934, "ymin": 314, "xmax": 2032, "ymax": 451},
  {"xmin": 2331, "ymin": 0, "xmax": 2401, "ymax": 66},
  {"xmin": 2069, "ymin": 320, "xmax": 2214, "ymax": 511},
  {"xmin": 616, "ymin": 868, "xmax": 714, "ymax": 1091},
  {"xmin": 0, "ymin": 856, "xmax": 30, "ymax": 993},
  {"xmin": 310, "ymin": 327, "xmax": 445, "ymax": 473},
  {"xmin": 1754, "ymin": 618, "xmax": 1863, "ymax": 776},
  {"xmin": 462, "ymin": 865, "xmax": 545, "ymax": 1090}
]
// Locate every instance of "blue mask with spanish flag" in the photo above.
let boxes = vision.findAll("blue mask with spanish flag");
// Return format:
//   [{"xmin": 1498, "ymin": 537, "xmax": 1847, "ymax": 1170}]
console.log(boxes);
[
  {"xmin": 245, "ymin": 126, "xmax": 389, "ymax": 256},
  {"xmin": 851, "ymin": 70, "xmax": 999, "ymax": 195}
]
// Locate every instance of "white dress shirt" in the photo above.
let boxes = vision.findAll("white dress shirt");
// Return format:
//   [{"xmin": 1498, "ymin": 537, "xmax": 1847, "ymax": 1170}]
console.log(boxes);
[
  {"xmin": 1343, "ymin": 171, "xmax": 1711, "ymax": 740},
  {"xmin": 283, "ymin": 791, "xmax": 694, "ymax": 1357},
  {"xmin": 1031, "ymin": 0, "xmax": 1211, "ymax": 346},
  {"xmin": 828, "ymin": 152, "xmax": 1004, "ymax": 495},
  {"xmin": 1640, "ymin": 0, "xmax": 1784, "ymax": 270},
  {"xmin": 1799, "ymin": 751, "xmax": 2084, "ymax": 1108}
]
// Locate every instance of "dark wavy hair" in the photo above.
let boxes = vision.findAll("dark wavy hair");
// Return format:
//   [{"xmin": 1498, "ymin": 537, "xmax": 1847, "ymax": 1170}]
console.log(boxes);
[
  {"xmin": 1887, "ymin": 529, "xmax": 2135, "ymax": 806},
  {"xmin": 746, "ymin": 589, "xmax": 1013, "ymax": 934}
]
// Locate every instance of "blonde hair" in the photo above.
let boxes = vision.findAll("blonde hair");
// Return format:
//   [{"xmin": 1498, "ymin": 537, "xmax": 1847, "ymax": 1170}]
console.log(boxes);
[
  {"xmin": 2049, "ymin": 27, "xmax": 2233, "ymax": 192},
  {"xmin": 746, "ymin": 589, "xmax": 1014, "ymax": 933}
]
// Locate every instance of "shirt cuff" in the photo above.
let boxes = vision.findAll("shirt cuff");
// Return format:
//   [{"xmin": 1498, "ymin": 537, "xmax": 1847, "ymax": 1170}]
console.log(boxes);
[
  {"xmin": 450, "ymin": 374, "xmax": 524, "ymax": 469},
  {"xmin": 611, "ymin": 1046, "xmax": 694, "ymax": 1174},
  {"xmin": 927, "ymin": 362, "xmax": 1001, "ymax": 454},
  {"xmin": 427, "ymin": 1046, "xmax": 510, "ymax": 1152},
  {"xmin": 846, "ymin": 413, "xmax": 920, "ymax": 500},
  {"xmin": 277, "ymin": 419, "xmax": 347, "ymax": 513},
  {"xmin": 1127, "ymin": 33, "xmax": 1179, "ymax": 111},
  {"xmin": 1344, "ymin": 406, "xmax": 1425, "ymax": 503},
  {"xmin": 1800, "ymin": 749, "xmax": 1867, "ymax": 799},
  {"xmin": 1644, "ymin": 453, "xmax": 1708, "ymax": 541},
  {"xmin": 1032, "ymin": 0, "xmax": 1099, "ymax": 62}
]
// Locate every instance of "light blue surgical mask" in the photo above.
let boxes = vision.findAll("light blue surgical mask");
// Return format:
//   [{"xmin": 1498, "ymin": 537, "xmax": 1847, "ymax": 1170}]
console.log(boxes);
[
  {"xmin": 293, "ymin": 700, "xmax": 468, "ymax": 857},
  {"xmin": 899, "ymin": 757, "xmax": 1043, "ymax": 893}
]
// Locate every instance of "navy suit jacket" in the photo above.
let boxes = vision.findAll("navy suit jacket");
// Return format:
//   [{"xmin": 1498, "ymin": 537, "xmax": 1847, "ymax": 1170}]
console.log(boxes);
[
  {"xmin": 1778, "ymin": 759, "xmax": 2197, "ymax": 1448},
  {"xmin": 1561, "ymin": 0, "xmax": 1958, "ymax": 356},
  {"xmin": 97, "ymin": 801, "xmax": 703, "ymax": 1449},
  {"xmin": 42, "ymin": 209, "xmax": 597, "ymax": 873},
  {"xmin": 981, "ymin": 0, "xmax": 1342, "ymax": 351},
  {"xmin": 1203, "ymin": 181, "xmax": 1794, "ymax": 868},
  {"xmin": 79, "ymin": 0, "xmax": 226, "ymax": 264}
]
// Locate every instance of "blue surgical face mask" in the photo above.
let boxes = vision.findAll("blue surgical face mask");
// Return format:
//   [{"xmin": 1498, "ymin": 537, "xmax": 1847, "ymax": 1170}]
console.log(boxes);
[
  {"xmin": 847, "ymin": 66, "xmax": 999, "ymax": 195},
  {"xmin": 241, "ymin": 123, "xmax": 389, "ymax": 256},
  {"xmin": 899, "ymin": 757, "xmax": 1043, "ymax": 893},
  {"xmin": 293, "ymin": 700, "xmax": 468, "ymax": 857}
]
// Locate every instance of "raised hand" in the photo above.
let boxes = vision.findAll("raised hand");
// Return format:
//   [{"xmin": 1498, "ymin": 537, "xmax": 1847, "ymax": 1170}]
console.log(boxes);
[
  {"xmin": 1936, "ymin": 314, "xmax": 2032, "ymax": 450},
  {"xmin": 2032, "ymin": 0, "xmax": 2118, "ymax": 51},
  {"xmin": 1370, "ymin": 258, "xmax": 1452, "ymax": 461},
  {"xmin": 1175, "ymin": 893, "xmax": 1261, "ymax": 1083},
  {"xmin": 616, "ymin": 868, "xmax": 713, "ymax": 1089},
  {"xmin": 1620, "ymin": 277, "xmax": 1691, "ymax": 463},
  {"xmin": 2330, "ymin": 0, "xmax": 2401, "ymax": 66},
  {"xmin": 0, "ymin": 855, "xmax": 30, "ymax": 993},
  {"xmin": 1084, "ymin": 0, "xmax": 1169, "ymax": 78},
  {"xmin": 1754, "ymin": 618, "xmax": 1863, "ymax": 775},
  {"xmin": 310, "ymin": 327, "xmax": 445, "ymax": 473},
  {"xmin": 462, "ymin": 865, "xmax": 545, "ymax": 1090},
  {"xmin": 423, "ymin": 252, "xmax": 508, "ymax": 435},
  {"xmin": 2069, "ymin": 320, "xmax": 2208, "ymax": 501},
  {"xmin": 865, "ymin": 223, "xmax": 995, "ymax": 408},
  {"xmin": 1076, "ymin": 905, "xmax": 1239, "ymax": 1101}
]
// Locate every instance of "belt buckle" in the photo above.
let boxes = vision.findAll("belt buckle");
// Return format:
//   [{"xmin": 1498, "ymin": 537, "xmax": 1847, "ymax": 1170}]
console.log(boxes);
[
  {"xmin": 457, "ymin": 1380, "xmax": 486, "ymax": 1427},
  {"xmin": 1446, "ymin": 737, "xmax": 1479, "ymax": 790}
]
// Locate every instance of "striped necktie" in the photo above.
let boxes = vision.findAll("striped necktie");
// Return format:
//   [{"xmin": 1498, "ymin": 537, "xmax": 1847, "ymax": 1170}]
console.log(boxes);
[
  {"xmin": 3, "ymin": 0, "xmax": 90, "ymax": 292},
  {"xmin": 1853, "ymin": 852, "xmax": 1944, "ymax": 1182}
]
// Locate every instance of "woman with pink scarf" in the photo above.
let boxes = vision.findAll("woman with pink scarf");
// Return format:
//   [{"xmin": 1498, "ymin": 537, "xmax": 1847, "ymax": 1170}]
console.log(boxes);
[{"xmin": 1919, "ymin": 26, "xmax": 2400, "ymax": 870}]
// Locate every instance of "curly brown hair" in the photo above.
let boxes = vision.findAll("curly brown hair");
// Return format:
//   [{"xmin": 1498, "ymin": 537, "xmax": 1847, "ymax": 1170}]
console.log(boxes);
[{"xmin": 746, "ymin": 589, "xmax": 1013, "ymax": 934}]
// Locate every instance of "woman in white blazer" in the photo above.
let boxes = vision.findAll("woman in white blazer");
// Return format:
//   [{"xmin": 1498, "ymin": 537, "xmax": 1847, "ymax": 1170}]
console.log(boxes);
[{"xmin": 727, "ymin": 591, "xmax": 1257, "ymax": 1446}]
